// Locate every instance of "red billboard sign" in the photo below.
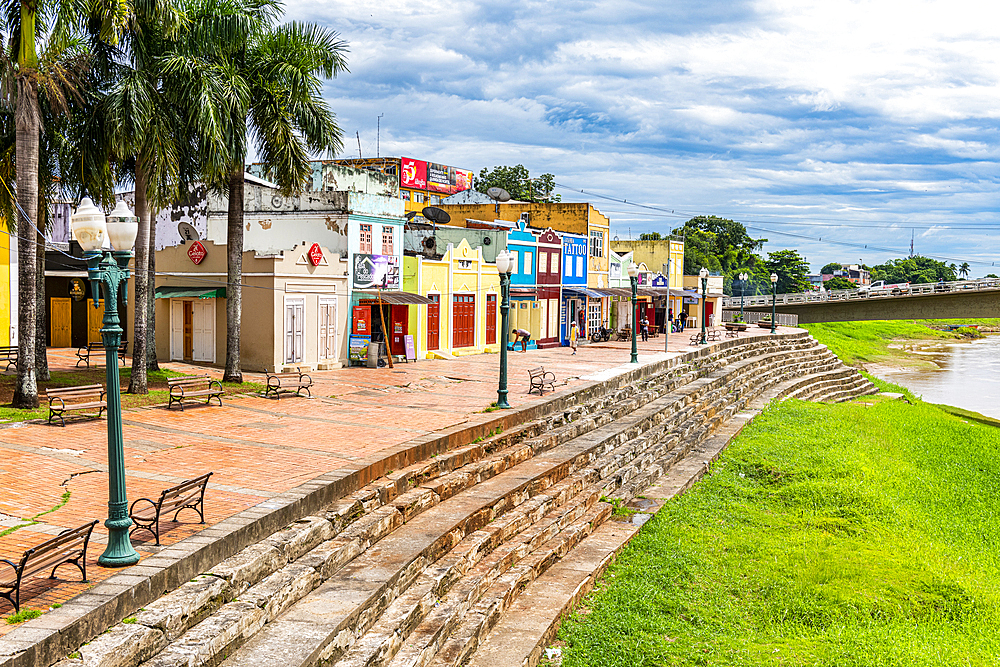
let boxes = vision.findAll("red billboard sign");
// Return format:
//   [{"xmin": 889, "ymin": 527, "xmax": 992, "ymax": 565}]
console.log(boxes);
[
  {"xmin": 400, "ymin": 157, "xmax": 472, "ymax": 196},
  {"xmin": 187, "ymin": 241, "xmax": 207, "ymax": 265}
]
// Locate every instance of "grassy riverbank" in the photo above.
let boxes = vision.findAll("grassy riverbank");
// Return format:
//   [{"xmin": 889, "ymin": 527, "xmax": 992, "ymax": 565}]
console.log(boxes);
[
  {"xmin": 804, "ymin": 319, "xmax": 998, "ymax": 367},
  {"xmin": 556, "ymin": 393, "xmax": 1000, "ymax": 666}
]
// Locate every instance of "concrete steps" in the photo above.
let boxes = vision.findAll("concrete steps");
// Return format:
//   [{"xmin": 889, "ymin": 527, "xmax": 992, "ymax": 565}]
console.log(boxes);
[{"xmin": 44, "ymin": 333, "xmax": 878, "ymax": 667}]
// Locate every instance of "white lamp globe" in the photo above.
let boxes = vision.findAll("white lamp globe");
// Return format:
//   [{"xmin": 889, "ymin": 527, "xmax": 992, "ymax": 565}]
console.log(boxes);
[
  {"xmin": 626, "ymin": 262, "xmax": 639, "ymax": 278},
  {"xmin": 106, "ymin": 200, "xmax": 139, "ymax": 251},
  {"xmin": 770, "ymin": 273, "xmax": 778, "ymax": 283},
  {"xmin": 699, "ymin": 267, "xmax": 709, "ymax": 279},
  {"xmin": 71, "ymin": 197, "xmax": 107, "ymax": 252},
  {"xmin": 495, "ymin": 249, "xmax": 511, "ymax": 275}
]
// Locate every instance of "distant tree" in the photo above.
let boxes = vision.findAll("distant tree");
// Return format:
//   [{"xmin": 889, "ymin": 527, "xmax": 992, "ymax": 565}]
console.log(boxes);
[
  {"xmin": 820, "ymin": 262, "xmax": 842, "ymax": 275},
  {"xmin": 871, "ymin": 256, "xmax": 957, "ymax": 284},
  {"xmin": 764, "ymin": 249, "xmax": 810, "ymax": 294},
  {"xmin": 824, "ymin": 276, "xmax": 855, "ymax": 290},
  {"xmin": 475, "ymin": 164, "xmax": 560, "ymax": 202},
  {"xmin": 639, "ymin": 232, "xmax": 661, "ymax": 240},
  {"xmin": 987, "ymin": 273, "xmax": 998, "ymax": 279},
  {"xmin": 959, "ymin": 262, "xmax": 970, "ymax": 279},
  {"xmin": 671, "ymin": 216, "xmax": 764, "ymax": 276}
]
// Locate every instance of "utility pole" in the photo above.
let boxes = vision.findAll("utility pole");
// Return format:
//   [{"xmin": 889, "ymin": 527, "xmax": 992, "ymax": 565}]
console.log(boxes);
[
  {"xmin": 356, "ymin": 131, "xmax": 362, "ymax": 159},
  {"xmin": 377, "ymin": 114, "xmax": 383, "ymax": 158}
]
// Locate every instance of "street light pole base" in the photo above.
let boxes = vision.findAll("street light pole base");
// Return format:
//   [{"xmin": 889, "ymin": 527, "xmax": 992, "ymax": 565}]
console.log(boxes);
[
  {"xmin": 496, "ymin": 390, "xmax": 511, "ymax": 410},
  {"xmin": 99, "ymin": 516, "xmax": 139, "ymax": 567}
]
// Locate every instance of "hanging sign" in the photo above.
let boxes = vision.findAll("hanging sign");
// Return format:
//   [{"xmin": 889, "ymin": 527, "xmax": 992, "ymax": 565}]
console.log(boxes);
[
  {"xmin": 187, "ymin": 241, "xmax": 207, "ymax": 265},
  {"xmin": 308, "ymin": 243, "xmax": 324, "ymax": 266},
  {"xmin": 69, "ymin": 278, "xmax": 86, "ymax": 301}
]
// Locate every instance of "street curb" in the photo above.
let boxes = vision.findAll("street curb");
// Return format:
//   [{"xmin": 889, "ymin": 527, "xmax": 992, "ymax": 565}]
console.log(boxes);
[{"xmin": 0, "ymin": 331, "xmax": 807, "ymax": 667}]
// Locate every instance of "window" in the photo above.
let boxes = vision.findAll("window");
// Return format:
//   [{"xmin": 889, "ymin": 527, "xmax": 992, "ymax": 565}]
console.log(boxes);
[
  {"xmin": 400, "ymin": 190, "xmax": 411, "ymax": 201},
  {"xmin": 382, "ymin": 225, "xmax": 394, "ymax": 256},
  {"xmin": 589, "ymin": 230, "xmax": 604, "ymax": 257},
  {"xmin": 429, "ymin": 195, "xmax": 440, "ymax": 205},
  {"xmin": 538, "ymin": 251, "xmax": 547, "ymax": 273},
  {"xmin": 550, "ymin": 253, "xmax": 559, "ymax": 274},
  {"xmin": 360, "ymin": 224, "xmax": 372, "ymax": 253},
  {"xmin": 510, "ymin": 250, "xmax": 518, "ymax": 274},
  {"xmin": 523, "ymin": 251, "xmax": 532, "ymax": 274},
  {"xmin": 564, "ymin": 255, "xmax": 572, "ymax": 277},
  {"xmin": 576, "ymin": 256, "xmax": 584, "ymax": 277},
  {"xmin": 413, "ymin": 192, "xmax": 425, "ymax": 203}
]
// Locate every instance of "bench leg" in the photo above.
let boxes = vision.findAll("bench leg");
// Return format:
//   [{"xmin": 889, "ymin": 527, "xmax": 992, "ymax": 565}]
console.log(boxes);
[{"xmin": 0, "ymin": 588, "xmax": 17, "ymax": 613}]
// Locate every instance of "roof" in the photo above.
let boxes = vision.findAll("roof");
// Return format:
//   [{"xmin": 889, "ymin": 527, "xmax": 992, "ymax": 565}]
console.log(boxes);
[
  {"xmin": 154, "ymin": 286, "xmax": 227, "ymax": 299},
  {"xmin": 354, "ymin": 291, "xmax": 434, "ymax": 305}
]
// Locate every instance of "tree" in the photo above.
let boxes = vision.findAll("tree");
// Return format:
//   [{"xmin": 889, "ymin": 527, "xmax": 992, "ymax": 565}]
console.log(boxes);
[
  {"xmin": 959, "ymin": 262, "xmax": 970, "ymax": 279},
  {"xmin": 764, "ymin": 249, "xmax": 810, "ymax": 294},
  {"xmin": 475, "ymin": 165, "xmax": 560, "ymax": 203},
  {"xmin": 638, "ymin": 232, "xmax": 661, "ymax": 241},
  {"xmin": 986, "ymin": 274, "xmax": 998, "ymax": 279},
  {"xmin": 205, "ymin": 12, "xmax": 347, "ymax": 383},
  {"xmin": 870, "ymin": 256, "xmax": 956, "ymax": 284},
  {"xmin": 824, "ymin": 276, "xmax": 855, "ymax": 290},
  {"xmin": 671, "ymin": 216, "xmax": 764, "ymax": 277},
  {"xmin": 820, "ymin": 262, "xmax": 842, "ymax": 275}
]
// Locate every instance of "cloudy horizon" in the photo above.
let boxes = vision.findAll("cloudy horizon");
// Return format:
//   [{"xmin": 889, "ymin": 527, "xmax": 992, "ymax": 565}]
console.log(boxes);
[{"xmin": 283, "ymin": 0, "xmax": 1000, "ymax": 274}]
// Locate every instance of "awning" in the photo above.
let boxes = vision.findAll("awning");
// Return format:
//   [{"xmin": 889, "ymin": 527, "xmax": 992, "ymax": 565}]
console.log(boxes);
[
  {"xmin": 154, "ymin": 286, "xmax": 226, "ymax": 299},
  {"xmin": 355, "ymin": 291, "xmax": 434, "ymax": 305},
  {"xmin": 563, "ymin": 287, "xmax": 607, "ymax": 299},
  {"xmin": 596, "ymin": 287, "xmax": 634, "ymax": 297}
]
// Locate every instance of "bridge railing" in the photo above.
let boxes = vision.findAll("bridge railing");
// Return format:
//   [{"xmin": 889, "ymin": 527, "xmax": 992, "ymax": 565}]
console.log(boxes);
[
  {"xmin": 722, "ymin": 278, "xmax": 1000, "ymax": 309},
  {"xmin": 721, "ymin": 310, "xmax": 799, "ymax": 327}
]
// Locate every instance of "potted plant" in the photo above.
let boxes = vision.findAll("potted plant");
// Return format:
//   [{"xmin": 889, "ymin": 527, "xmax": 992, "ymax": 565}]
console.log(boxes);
[{"xmin": 757, "ymin": 316, "xmax": 773, "ymax": 329}]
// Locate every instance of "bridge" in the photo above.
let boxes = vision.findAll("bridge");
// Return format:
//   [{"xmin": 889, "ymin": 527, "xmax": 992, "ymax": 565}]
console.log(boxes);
[{"xmin": 722, "ymin": 278, "xmax": 1000, "ymax": 324}]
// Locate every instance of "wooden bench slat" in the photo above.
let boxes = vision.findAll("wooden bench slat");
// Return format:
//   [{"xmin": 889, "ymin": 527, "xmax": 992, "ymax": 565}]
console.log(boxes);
[
  {"xmin": 0, "ymin": 520, "xmax": 96, "ymax": 612},
  {"xmin": 129, "ymin": 474, "xmax": 212, "ymax": 546}
]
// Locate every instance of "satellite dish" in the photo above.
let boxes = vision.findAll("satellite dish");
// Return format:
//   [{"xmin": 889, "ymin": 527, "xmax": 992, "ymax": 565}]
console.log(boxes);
[
  {"xmin": 486, "ymin": 187, "xmax": 511, "ymax": 202},
  {"xmin": 178, "ymin": 222, "xmax": 200, "ymax": 242},
  {"xmin": 422, "ymin": 207, "xmax": 451, "ymax": 224},
  {"xmin": 404, "ymin": 211, "xmax": 419, "ymax": 220}
]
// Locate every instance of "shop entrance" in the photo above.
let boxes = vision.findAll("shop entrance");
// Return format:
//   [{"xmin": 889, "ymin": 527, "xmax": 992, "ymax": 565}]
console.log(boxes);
[
  {"xmin": 427, "ymin": 295, "xmax": 440, "ymax": 351},
  {"xmin": 50, "ymin": 297, "xmax": 72, "ymax": 347},
  {"xmin": 170, "ymin": 299, "xmax": 216, "ymax": 363},
  {"xmin": 452, "ymin": 294, "xmax": 475, "ymax": 348}
]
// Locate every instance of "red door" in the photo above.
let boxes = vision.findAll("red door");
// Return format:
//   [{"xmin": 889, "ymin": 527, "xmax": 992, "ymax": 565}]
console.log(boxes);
[
  {"xmin": 391, "ymin": 305, "xmax": 407, "ymax": 351},
  {"xmin": 452, "ymin": 294, "xmax": 475, "ymax": 348},
  {"xmin": 706, "ymin": 301, "xmax": 714, "ymax": 326},
  {"xmin": 486, "ymin": 294, "xmax": 497, "ymax": 345},
  {"xmin": 427, "ymin": 295, "xmax": 440, "ymax": 351}
]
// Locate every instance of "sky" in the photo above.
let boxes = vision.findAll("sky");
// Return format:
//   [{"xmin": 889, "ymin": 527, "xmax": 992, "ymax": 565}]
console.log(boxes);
[{"xmin": 283, "ymin": 0, "xmax": 1000, "ymax": 274}]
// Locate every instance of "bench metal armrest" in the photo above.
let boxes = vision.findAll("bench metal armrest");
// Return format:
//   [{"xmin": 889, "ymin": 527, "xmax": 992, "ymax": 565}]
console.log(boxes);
[
  {"xmin": 101, "ymin": 390, "xmax": 107, "ymax": 403},
  {"xmin": 266, "ymin": 376, "xmax": 280, "ymax": 389},
  {"xmin": 49, "ymin": 396, "xmax": 66, "ymax": 410},
  {"xmin": 0, "ymin": 558, "xmax": 18, "ymax": 578},
  {"xmin": 543, "ymin": 372, "xmax": 555, "ymax": 382},
  {"xmin": 169, "ymin": 385, "xmax": 185, "ymax": 399},
  {"xmin": 209, "ymin": 379, "xmax": 223, "ymax": 392},
  {"xmin": 299, "ymin": 373, "xmax": 313, "ymax": 385},
  {"xmin": 129, "ymin": 497, "xmax": 158, "ymax": 517}
]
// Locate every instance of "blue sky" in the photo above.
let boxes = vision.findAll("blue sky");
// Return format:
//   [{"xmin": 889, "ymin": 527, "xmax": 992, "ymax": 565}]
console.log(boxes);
[{"xmin": 284, "ymin": 0, "xmax": 1000, "ymax": 274}]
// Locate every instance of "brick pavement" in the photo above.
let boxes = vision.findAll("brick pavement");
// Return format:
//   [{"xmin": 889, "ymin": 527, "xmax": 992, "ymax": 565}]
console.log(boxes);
[{"xmin": 0, "ymin": 329, "xmax": 748, "ymax": 626}]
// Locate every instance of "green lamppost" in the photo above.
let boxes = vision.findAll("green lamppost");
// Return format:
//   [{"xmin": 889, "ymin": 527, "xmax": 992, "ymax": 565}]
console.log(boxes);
[
  {"xmin": 739, "ymin": 272, "xmax": 749, "ymax": 321},
  {"xmin": 627, "ymin": 261, "xmax": 639, "ymax": 363},
  {"xmin": 72, "ymin": 198, "xmax": 141, "ymax": 567},
  {"xmin": 495, "ymin": 249, "xmax": 513, "ymax": 409},
  {"xmin": 699, "ymin": 267, "xmax": 709, "ymax": 344},
  {"xmin": 770, "ymin": 272, "xmax": 778, "ymax": 334}
]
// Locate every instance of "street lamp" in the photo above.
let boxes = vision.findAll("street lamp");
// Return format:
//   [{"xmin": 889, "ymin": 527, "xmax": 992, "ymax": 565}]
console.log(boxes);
[
  {"xmin": 664, "ymin": 258, "xmax": 671, "ymax": 354},
  {"xmin": 738, "ymin": 272, "xmax": 749, "ymax": 321},
  {"xmin": 627, "ymin": 262, "xmax": 639, "ymax": 363},
  {"xmin": 72, "ymin": 198, "xmax": 141, "ymax": 567},
  {"xmin": 494, "ymin": 249, "xmax": 513, "ymax": 409},
  {"xmin": 698, "ymin": 267, "xmax": 709, "ymax": 344},
  {"xmin": 770, "ymin": 272, "xmax": 778, "ymax": 334}
]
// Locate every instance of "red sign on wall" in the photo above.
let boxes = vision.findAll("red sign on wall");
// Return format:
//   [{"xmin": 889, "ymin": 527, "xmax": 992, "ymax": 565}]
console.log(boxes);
[
  {"xmin": 187, "ymin": 241, "xmax": 207, "ymax": 265},
  {"xmin": 308, "ymin": 243, "xmax": 324, "ymax": 266}
]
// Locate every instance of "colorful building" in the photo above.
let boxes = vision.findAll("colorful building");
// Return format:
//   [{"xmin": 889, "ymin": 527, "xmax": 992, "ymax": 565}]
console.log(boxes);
[
  {"xmin": 560, "ymin": 231, "xmax": 589, "ymax": 345},
  {"xmin": 505, "ymin": 220, "xmax": 539, "ymax": 350},
  {"xmin": 402, "ymin": 238, "xmax": 501, "ymax": 359},
  {"xmin": 534, "ymin": 228, "xmax": 562, "ymax": 349},
  {"xmin": 0, "ymin": 228, "xmax": 14, "ymax": 346}
]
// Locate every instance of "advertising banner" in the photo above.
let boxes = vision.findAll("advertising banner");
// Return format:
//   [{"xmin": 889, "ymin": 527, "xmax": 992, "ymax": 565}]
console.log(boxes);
[
  {"xmin": 353, "ymin": 253, "xmax": 400, "ymax": 290},
  {"xmin": 425, "ymin": 162, "xmax": 474, "ymax": 195},
  {"xmin": 400, "ymin": 157, "xmax": 427, "ymax": 190},
  {"xmin": 349, "ymin": 335, "xmax": 371, "ymax": 362}
]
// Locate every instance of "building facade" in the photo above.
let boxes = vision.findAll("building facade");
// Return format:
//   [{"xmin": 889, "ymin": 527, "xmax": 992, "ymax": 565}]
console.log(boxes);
[{"xmin": 322, "ymin": 157, "xmax": 474, "ymax": 214}]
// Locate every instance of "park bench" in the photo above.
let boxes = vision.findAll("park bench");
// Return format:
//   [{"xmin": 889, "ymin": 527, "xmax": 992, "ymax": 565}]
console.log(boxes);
[
  {"xmin": 0, "ymin": 345, "xmax": 16, "ymax": 373},
  {"xmin": 46, "ymin": 384, "xmax": 106, "ymax": 427},
  {"xmin": 129, "ymin": 473, "xmax": 212, "ymax": 546},
  {"xmin": 615, "ymin": 327, "xmax": 632, "ymax": 342},
  {"xmin": 0, "ymin": 520, "xmax": 98, "ymax": 612},
  {"xmin": 167, "ymin": 375, "xmax": 224, "ymax": 410},
  {"xmin": 528, "ymin": 367, "xmax": 556, "ymax": 396},
  {"xmin": 75, "ymin": 340, "xmax": 128, "ymax": 368},
  {"xmin": 264, "ymin": 369, "xmax": 314, "ymax": 399},
  {"xmin": 689, "ymin": 327, "xmax": 723, "ymax": 345}
]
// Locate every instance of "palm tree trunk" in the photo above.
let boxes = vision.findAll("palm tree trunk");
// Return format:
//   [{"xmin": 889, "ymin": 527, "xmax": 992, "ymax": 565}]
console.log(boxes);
[
  {"xmin": 147, "ymin": 207, "xmax": 158, "ymax": 371},
  {"xmin": 223, "ymin": 167, "xmax": 244, "ymax": 383},
  {"xmin": 12, "ymin": 77, "xmax": 39, "ymax": 409},
  {"xmin": 128, "ymin": 156, "xmax": 149, "ymax": 394},
  {"xmin": 35, "ymin": 226, "xmax": 49, "ymax": 381}
]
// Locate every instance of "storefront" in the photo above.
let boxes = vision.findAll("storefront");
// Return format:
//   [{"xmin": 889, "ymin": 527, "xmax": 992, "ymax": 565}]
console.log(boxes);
[
  {"xmin": 534, "ymin": 228, "xmax": 562, "ymax": 349},
  {"xmin": 560, "ymin": 233, "xmax": 589, "ymax": 345}
]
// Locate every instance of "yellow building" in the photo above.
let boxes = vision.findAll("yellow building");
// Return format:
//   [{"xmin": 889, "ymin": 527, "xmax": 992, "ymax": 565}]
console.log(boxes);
[
  {"xmin": 403, "ymin": 239, "xmax": 501, "ymax": 359},
  {"xmin": 0, "ymin": 229, "xmax": 11, "ymax": 345},
  {"xmin": 609, "ymin": 238, "xmax": 685, "ymax": 287}
]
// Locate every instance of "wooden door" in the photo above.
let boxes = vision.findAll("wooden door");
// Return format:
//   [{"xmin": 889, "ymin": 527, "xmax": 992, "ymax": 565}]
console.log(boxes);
[
  {"xmin": 319, "ymin": 299, "xmax": 337, "ymax": 360},
  {"xmin": 452, "ymin": 294, "xmax": 475, "ymax": 348},
  {"xmin": 183, "ymin": 301, "xmax": 194, "ymax": 360},
  {"xmin": 547, "ymin": 298, "xmax": 559, "ymax": 339},
  {"xmin": 193, "ymin": 300, "xmax": 215, "ymax": 362},
  {"xmin": 170, "ymin": 300, "xmax": 184, "ymax": 360},
  {"xmin": 485, "ymin": 294, "xmax": 497, "ymax": 345},
  {"xmin": 284, "ymin": 299, "xmax": 304, "ymax": 363},
  {"xmin": 87, "ymin": 300, "xmax": 105, "ymax": 343},
  {"xmin": 50, "ymin": 298, "xmax": 72, "ymax": 347},
  {"xmin": 537, "ymin": 299, "xmax": 548, "ymax": 339},
  {"xmin": 706, "ymin": 301, "xmax": 714, "ymax": 326},
  {"xmin": 426, "ymin": 295, "xmax": 440, "ymax": 351}
]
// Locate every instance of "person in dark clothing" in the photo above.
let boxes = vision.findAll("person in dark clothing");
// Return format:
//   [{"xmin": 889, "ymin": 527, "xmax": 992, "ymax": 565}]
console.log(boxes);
[
  {"xmin": 679, "ymin": 309, "xmax": 688, "ymax": 331},
  {"xmin": 640, "ymin": 315, "xmax": 649, "ymax": 341}
]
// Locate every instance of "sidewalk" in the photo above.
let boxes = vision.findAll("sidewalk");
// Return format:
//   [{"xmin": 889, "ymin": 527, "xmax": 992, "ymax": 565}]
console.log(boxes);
[{"xmin": 0, "ymin": 330, "xmax": 726, "ymax": 625}]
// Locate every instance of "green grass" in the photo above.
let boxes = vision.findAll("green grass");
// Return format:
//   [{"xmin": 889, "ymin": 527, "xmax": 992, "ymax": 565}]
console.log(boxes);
[
  {"xmin": 5, "ymin": 608, "xmax": 41, "ymax": 624},
  {"xmin": 557, "ymin": 396, "xmax": 1000, "ymax": 666}
]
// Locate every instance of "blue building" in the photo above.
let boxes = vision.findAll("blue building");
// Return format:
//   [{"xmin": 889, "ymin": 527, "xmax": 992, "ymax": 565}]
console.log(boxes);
[
  {"xmin": 506, "ymin": 220, "xmax": 539, "ymax": 350},
  {"xmin": 560, "ymin": 232, "xmax": 590, "ymax": 344}
]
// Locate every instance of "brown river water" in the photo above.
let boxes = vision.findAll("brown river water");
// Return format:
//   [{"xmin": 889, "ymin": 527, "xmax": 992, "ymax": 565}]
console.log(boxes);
[{"xmin": 872, "ymin": 334, "xmax": 1000, "ymax": 419}]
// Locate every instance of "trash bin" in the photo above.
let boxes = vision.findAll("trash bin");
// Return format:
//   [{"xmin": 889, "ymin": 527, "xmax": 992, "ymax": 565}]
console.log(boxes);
[{"xmin": 366, "ymin": 341, "xmax": 383, "ymax": 368}]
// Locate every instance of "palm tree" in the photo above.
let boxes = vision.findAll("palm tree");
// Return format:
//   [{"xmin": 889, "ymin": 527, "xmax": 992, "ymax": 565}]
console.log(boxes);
[
  {"xmin": 208, "ymin": 15, "xmax": 347, "ymax": 382},
  {"xmin": 959, "ymin": 262, "xmax": 970, "ymax": 279}
]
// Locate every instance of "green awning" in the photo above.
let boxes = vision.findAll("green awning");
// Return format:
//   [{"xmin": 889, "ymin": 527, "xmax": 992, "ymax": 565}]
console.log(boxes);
[{"xmin": 154, "ymin": 286, "xmax": 226, "ymax": 299}]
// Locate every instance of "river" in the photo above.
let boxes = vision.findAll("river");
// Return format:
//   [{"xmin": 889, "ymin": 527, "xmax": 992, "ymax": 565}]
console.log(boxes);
[{"xmin": 874, "ymin": 333, "xmax": 1000, "ymax": 419}]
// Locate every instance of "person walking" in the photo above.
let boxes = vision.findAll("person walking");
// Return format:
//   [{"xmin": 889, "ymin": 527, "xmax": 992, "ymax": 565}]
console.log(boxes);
[
  {"xmin": 513, "ymin": 328, "xmax": 531, "ymax": 352},
  {"xmin": 640, "ymin": 314, "xmax": 649, "ymax": 342},
  {"xmin": 679, "ymin": 308, "xmax": 688, "ymax": 332},
  {"xmin": 569, "ymin": 321, "xmax": 579, "ymax": 354}
]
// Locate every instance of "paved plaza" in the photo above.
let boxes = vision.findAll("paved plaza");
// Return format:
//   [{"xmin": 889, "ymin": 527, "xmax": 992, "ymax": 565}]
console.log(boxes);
[{"xmin": 0, "ymin": 331, "xmax": 728, "ymax": 625}]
